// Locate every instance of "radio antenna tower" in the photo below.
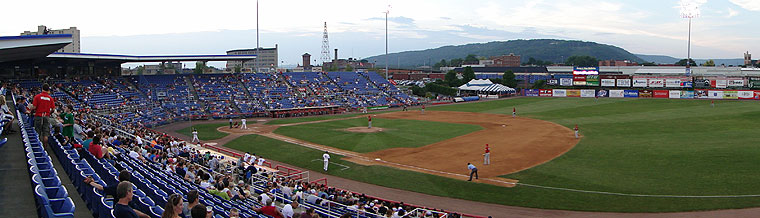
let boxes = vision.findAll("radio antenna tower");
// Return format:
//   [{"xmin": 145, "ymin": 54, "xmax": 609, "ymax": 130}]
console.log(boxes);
[{"xmin": 320, "ymin": 22, "xmax": 331, "ymax": 65}]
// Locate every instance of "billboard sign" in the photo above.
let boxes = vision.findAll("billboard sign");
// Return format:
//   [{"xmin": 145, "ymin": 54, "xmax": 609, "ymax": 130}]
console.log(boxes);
[
  {"xmin": 653, "ymin": 90, "xmax": 669, "ymax": 98},
  {"xmin": 586, "ymin": 75, "xmax": 599, "ymax": 86},
  {"xmin": 525, "ymin": 89, "xmax": 539, "ymax": 97},
  {"xmin": 709, "ymin": 90, "xmax": 724, "ymax": 99},
  {"xmin": 624, "ymin": 90, "xmax": 639, "ymax": 98},
  {"xmin": 573, "ymin": 75, "xmax": 587, "ymax": 86},
  {"xmin": 728, "ymin": 79, "xmax": 745, "ymax": 87},
  {"xmin": 695, "ymin": 89, "xmax": 709, "ymax": 99},
  {"xmin": 539, "ymin": 89, "xmax": 553, "ymax": 97},
  {"xmin": 693, "ymin": 79, "xmax": 711, "ymax": 88},
  {"xmin": 560, "ymin": 78, "xmax": 573, "ymax": 86},
  {"xmin": 681, "ymin": 90, "xmax": 695, "ymax": 99},
  {"xmin": 573, "ymin": 67, "xmax": 599, "ymax": 75},
  {"xmin": 610, "ymin": 90, "xmax": 625, "ymax": 98},
  {"xmin": 669, "ymin": 90, "xmax": 681, "ymax": 99},
  {"xmin": 597, "ymin": 89, "xmax": 609, "ymax": 97},
  {"xmin": 738, "ymin": 90, "xmax": 754, "ymax": 99},
  {"xmin": 616, "ymin": 79, "xmax": 631, "ymax": 87},
  {"xmin": 547, "ymin": 79, "xmax": 559, "ymax": 86},
  {"xmin": 553, "ymin": 89, "xmax": 567, "ymax": 97},
  {"xmin": 648, "ymin": 79, "xmax": 664, "ymax": 88},
  {"xmin": 601, "ymin": 79, "xmax": 616, "ymax": 87},
  {"xmin": 639, "ymin": 90, "xmax": 653, "ymax": 98},
  {"xmin": 713, "ymin": 80, "xmax": 728, "ymax": 89},
  {"xmin": 723, "ymin": 91, "xmax": 738, "ymax": 99},
  {"xmin": 581, "ymin": 89, "xmax": 596, "ymax": 97},
  {"xmin": 633, "ymin": 78, "xmax": 648, "ymax": 87},
  {"xmin": 567, "ymin": 89, "xmax": 581, "ymax": 97}
]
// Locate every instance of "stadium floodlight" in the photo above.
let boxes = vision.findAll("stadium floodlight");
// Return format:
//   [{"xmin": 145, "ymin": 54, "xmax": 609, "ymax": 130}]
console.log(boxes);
[
  {"xmin": 680, "ymin": 0, "xmax": 700, "ymax": 75},
  {"xmin": 383, "ymin": 4, "xmax": 391, "ymax": 79}
]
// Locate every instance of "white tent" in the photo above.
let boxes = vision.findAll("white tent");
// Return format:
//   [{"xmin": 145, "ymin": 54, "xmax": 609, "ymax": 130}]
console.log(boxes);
[{"xmin": 458, "ymin": 79, "xmax": 515, "ymax": 93}]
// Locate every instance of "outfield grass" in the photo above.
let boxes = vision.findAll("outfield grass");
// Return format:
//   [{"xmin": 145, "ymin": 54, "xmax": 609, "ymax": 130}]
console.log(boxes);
[
  {"xmin": 177, "ymin": 121, "xmax": 255, "ymax": 140},
  {"xmin": 265, "ymin": 112, "xmax": 385, "ymax": 125},
  {"xmin": 273, "ymin": 117, "xmax": 483, "ymax": 153},
  {"xmin": 224, "ymin": 133, "xmax": 760, "ymax": 212}
]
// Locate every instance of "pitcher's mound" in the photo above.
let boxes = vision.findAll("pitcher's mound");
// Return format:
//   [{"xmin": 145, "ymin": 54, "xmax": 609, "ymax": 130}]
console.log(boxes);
[{"xmin": 343, "ymin": 127, "xmax": 387, "ymax": 133}]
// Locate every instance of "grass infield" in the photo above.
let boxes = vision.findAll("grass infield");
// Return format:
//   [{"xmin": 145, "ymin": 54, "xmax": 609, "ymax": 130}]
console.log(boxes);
[{"xmin": 224, "ymin": 98, "xmax": 760, "ymax": 212}]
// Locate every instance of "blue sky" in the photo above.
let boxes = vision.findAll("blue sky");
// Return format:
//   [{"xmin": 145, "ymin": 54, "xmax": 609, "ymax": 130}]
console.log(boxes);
[{"xmin": 2, "ymin": 0, "xmax": 759, "ymax": 68}]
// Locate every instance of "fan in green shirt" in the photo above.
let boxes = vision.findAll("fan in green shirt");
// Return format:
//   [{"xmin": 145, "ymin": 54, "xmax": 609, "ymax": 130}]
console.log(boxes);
[{"xmin": 59, "ymin": 106, "xmax": 75, "ymax": 142}]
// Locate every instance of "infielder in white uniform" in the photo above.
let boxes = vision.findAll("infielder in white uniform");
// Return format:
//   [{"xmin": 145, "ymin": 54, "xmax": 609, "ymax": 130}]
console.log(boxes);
[
  {"xmin": 323, "ymin": 151, "xmax": 331, "ymax": 171},
  {"xmin": 191, "ymin": 128, "xmax": 200, "ymax": 143},
  {"xmin": 241, "ymin": 118, "xmax": 248, "ymax": 129}
]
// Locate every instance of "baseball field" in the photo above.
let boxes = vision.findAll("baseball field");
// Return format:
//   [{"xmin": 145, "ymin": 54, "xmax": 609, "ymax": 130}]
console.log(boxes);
[{"xmin": 219, "ymin": 97, "xmax": 760, "ymax": 212}]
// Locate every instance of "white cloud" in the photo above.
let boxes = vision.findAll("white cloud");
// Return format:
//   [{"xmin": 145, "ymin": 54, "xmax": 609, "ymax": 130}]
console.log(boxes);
[
  {"xmin": 726, "ymin": 8, "xmax": 740, "ymax": 17},
  {"xmin": 729, "ymin": 0, "xmax": 760, "ymax": 11}
]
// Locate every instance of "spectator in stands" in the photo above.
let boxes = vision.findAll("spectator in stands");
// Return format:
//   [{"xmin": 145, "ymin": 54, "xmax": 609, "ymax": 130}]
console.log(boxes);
[
  {"xmin": 282, "ymin": 201, "xmax": 298, "ymax": 218},
  {"xmin": 0, "ymin": 97, "xmax": 15, "ymax": 134},
  {"xmin": 73, "ymin": 119, "xmax": 84, "ymax": 142},
  {"xmin": 229, "ymin": 208, "xmax": 240, "ymax": 218},
  {"xmin": 298, "ymin": 208, "xmax": 316, "ymax": 218},
  {"xmin": 113, "ymin": 181, "xmax": 150, "ymax": 218},
  {"xmin": 190, "ymin": 204, "xmax": 211, "ymax": 218},
  {"xmin": 58, "ymin": 105, "xmax": 75, "ymax": 144},
  {"xmin": 182, "ymin": 190, "xmax": 199, "ymax": 218},
  {"xmin": 88, "ymin": 135, "xmax": 105, "ymax": 159},
  {"xmin": 30, "ymin": 84, "xmax": 55, "ymax": 147},
  {"xmin": 81, "ymin": 131, "xmax": 94, "ymax": 152},
  {"xmin": 162, "ymin": 193, "xmax": 184, "ymax": 218},
  {"xmin": 253, "ymin": 200, "xmax": 284, "ymax": 218}
]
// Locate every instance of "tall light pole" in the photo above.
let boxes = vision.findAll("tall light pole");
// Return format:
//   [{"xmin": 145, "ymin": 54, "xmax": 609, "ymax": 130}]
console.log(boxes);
[
  {"xmin": 255, "ymin": 0, "xmax": 260, "ymax": 73},
  {"xmin": 680, "ymin": 0, "xmax": 699, "ymax": 76},
  {"xmin": 384, "ymin": 8, "xmax": 389, "ymax": 79}
]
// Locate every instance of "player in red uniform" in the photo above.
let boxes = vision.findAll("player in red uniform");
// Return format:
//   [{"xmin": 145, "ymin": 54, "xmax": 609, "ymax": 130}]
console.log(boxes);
[
  {"xmin": 574, "ymin": 124, "xmax": 580, "ymax": 139},
  {"xmin": 368, "ymin": 116, "xmax": 372, "ymax": 129},
  {"xmin": 421, "ymin": 105, "xmax": 426, "ymax": 115},
  {"xmin": 512, "ymin": 107, "xmax": 516, "ymax": 118},
  {"xmin": 483, "ymin": 144, "xmax": 490, "ymax": 165}
]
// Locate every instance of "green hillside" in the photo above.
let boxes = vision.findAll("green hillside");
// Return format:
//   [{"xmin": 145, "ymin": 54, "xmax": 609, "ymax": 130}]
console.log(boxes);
[{"xmin": 365, "ymin": 39, "xmax": 644, "ymax": 67}]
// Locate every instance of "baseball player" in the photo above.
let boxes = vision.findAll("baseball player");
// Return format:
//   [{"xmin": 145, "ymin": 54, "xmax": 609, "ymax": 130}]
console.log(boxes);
[
  {"xmin": 322, "ymin": 151, "xmax": 331, "ymax": 171},
  {"xmin": 368, "ymin": 116, "xmax": 372, "ymax": 129},
  {"xmin": 191, "ymin": 128, "xmax": 200, "ymax": 143},
  {"xmin": 257, "ymin": 156, "xmax": 266, "ymax": 166},
  {"xmin": 512, "ymin": 107, "xmax": 516, "ymax": 118},
  {"xmin": 241, "ymin": 118, "xmax": 248, "ymax": 129},
  {"xmin": 574, "ymin": 124, "xmax": 580, "ymax": 139},
  {"xmin": 467, "ymin": 163, "xmax": 478, "ymax": 181},
  {"xmin": 229, "ymin": 118, "xmax": 233, "ymax": 129},
  {"xmin": 421, "ymin": 105, "xmax": 426, "ymax": 115},
  {"xmin": 483, "ymin": 144, "xmax": 490, "ymax": 165},
  {"xmin": 711, "ymin": 100, "xmax": 715, "ymax": 108}
]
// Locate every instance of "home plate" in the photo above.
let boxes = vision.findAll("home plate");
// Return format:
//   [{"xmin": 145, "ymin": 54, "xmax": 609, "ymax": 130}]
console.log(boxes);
[{"xmin": 375, "ymin": 158, "xmax": 381, "ymax": 161}]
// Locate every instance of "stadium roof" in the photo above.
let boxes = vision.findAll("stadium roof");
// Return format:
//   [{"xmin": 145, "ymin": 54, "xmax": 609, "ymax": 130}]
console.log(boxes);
[
  {"xmin": 46, "ymin": 53, "xmax": 257, "ymax": 63},
  {"xmin": 0, "ymin": 34, "xmax": 72, "ymax": 62},
  {"xmin": 0, "ymin": 34, "xmax": 256, "ymax": 64}
]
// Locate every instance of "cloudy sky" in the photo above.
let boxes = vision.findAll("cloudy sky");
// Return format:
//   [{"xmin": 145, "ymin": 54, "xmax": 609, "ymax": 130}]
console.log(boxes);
[{"xmin": 2, "ymin": 0, "xmax": 759, "ymax": 68}]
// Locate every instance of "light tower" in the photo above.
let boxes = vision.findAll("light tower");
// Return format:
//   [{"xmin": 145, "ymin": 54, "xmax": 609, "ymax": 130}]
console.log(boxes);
[
  {"xmin": 680, "ymin": 0, "xmax": 700, "ymax": 76},
  {"xmin": 321, "ymin": 22, "xmax": 331, "ymax": 66},
  {"xmin": 383, "ymin": 5, "xmax": 391, "ymax": 79}
]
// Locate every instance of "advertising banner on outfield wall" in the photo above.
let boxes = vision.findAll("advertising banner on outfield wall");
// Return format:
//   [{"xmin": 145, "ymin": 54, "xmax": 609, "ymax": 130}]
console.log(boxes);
[
  {"xmin": 712, "ymin": 80, "xmax": 728, "ymax": 89},
  {"xmin": 695, "ymin": 90, "xmax": 709, "ymax": 99},
  {"xmin": 616, "ymin": 79, "xmax": 631, "ymax": 87},
  {"xmin": 525, "ymin": 89, "xmax": 539, "ymax": 97},
  {"xmin": 755, "ymin": 91, "xmax": 760, "ymax": 100},
  {"xmin": 581, "ymin": 89, "xmax": 596, "ymax": 97},
  {"xmin": 723, "ymin": 91, "xmax": 738, "ymax": 99},
  {"xmin": 601, "ymin": 79, "xmax": 616, "ymax": 87},
  {"xmin": 560, "ymin": 78, "xmax": 573, "ymax": 86},
  {"xmin": 669, "ymin": 90, "xmax": 681, "ymax": 99},
  {"xmin": 539, "ymin": 89, "xmax": 553, "ymax": 97},
  {"xmin": 573, "ymin": 76, "xmax": 587, "ymax": 86},
  {"xmin": 624, "ymin": 90, "xmax": 639, "ymax": 98},
  {"xmin": 639, "ymin": 90, "xmax": 653, "ymax": 98},
  {"xmin": 728, "ymin": 79, "xmax": 745, "ymax": 87},
  {"xmin": 709, "ymin": 90, "xmax": 724, "ymax": 99},
  {"xmin": 653, "ymin": 90, "xmax": 669, "ymax": 98},
  {"xmin": 681, "ymin": 90, "xmax": 695, "ymax": 99},
  {"xmin": 648, "ymin": 79, "xmax": 664, "ymax": 88},
  {"xmin": 610, "ymin": 90, "xmax": 625, "ymax": 98},
  {"xmin": 553, "ymin": 89, "xmax": 567, "ymax": 97},
  {"xmin": 586, "ymin": 75, "xmax": 600, "ymax": 86},
  {"xmin": 738, "ymin": 91, "xmax": 754, "ymax": 99},
  {"xmin": 633, "ymin": 78, "xmax": 648, "ymax": 87},
  {"xmin": 567, "ymin": 89, "xmax": 581, "ymax": 97},
  {"xmin": 547, "ymin": 79, "xmax": 558, "ymax": 86},
  {"xmin": 597, "ymin": 89, "xmax": 609, "ymax": 97},
  {"xmin": 694, "ymin": 79, "xmax": 711, "ymax": 89}
]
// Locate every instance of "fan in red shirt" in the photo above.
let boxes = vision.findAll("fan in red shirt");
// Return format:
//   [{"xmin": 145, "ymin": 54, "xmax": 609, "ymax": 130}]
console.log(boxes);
[
  {"xmin": 30, "ymin": 84, "xmax": 55, "ymax": 147},
  {"xmin": 88, "ymin": 136, "xmax": 105, "ymax": 159},
  {"xmin": 253, "ymin": 201, "xmax": 284, "ymax": 218}
]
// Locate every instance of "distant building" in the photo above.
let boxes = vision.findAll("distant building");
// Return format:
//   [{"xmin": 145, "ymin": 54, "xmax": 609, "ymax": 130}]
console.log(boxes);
[
  {"xmin": 20, "ymin": 25, "xmax": 80, "ymax": 53},
  {"xmin": 226, "ymin": 45, "xmax": 278, "ymax": 72},
  {"xmin": 489, "ymin": 53, "xmax": 521, "ymax": 67},
  {"xmin": 599, "ymin": 60, "xmax": 638, "ymax": 66},
  {"xmin": 322, "ymin": 49, "xmax": 375, "ymax": 71},
  {"xmin": 745, "ymin": 51, "xmax": 752, "ymax": 66}
]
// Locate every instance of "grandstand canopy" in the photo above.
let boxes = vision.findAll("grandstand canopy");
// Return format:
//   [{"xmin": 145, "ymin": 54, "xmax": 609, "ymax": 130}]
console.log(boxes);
[
  {"xmin": 0, "ymin": 34, "xmax": 72, "ymax": 62},
  {"xmin": 458, "ymin": 79, "xmax": 515, "ymax": 93}
]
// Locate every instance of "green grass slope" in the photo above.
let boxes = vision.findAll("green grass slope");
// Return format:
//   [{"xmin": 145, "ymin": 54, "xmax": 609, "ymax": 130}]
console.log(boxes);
[{"xmin": 177, "ymin": 121, "xmax": 255, "ymax": 141}]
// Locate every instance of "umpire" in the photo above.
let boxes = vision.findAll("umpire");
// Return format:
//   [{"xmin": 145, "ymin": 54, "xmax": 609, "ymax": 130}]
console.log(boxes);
[{"xmin": 467, "ymin": 163, "xmax": 478, "ymax": 181}]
